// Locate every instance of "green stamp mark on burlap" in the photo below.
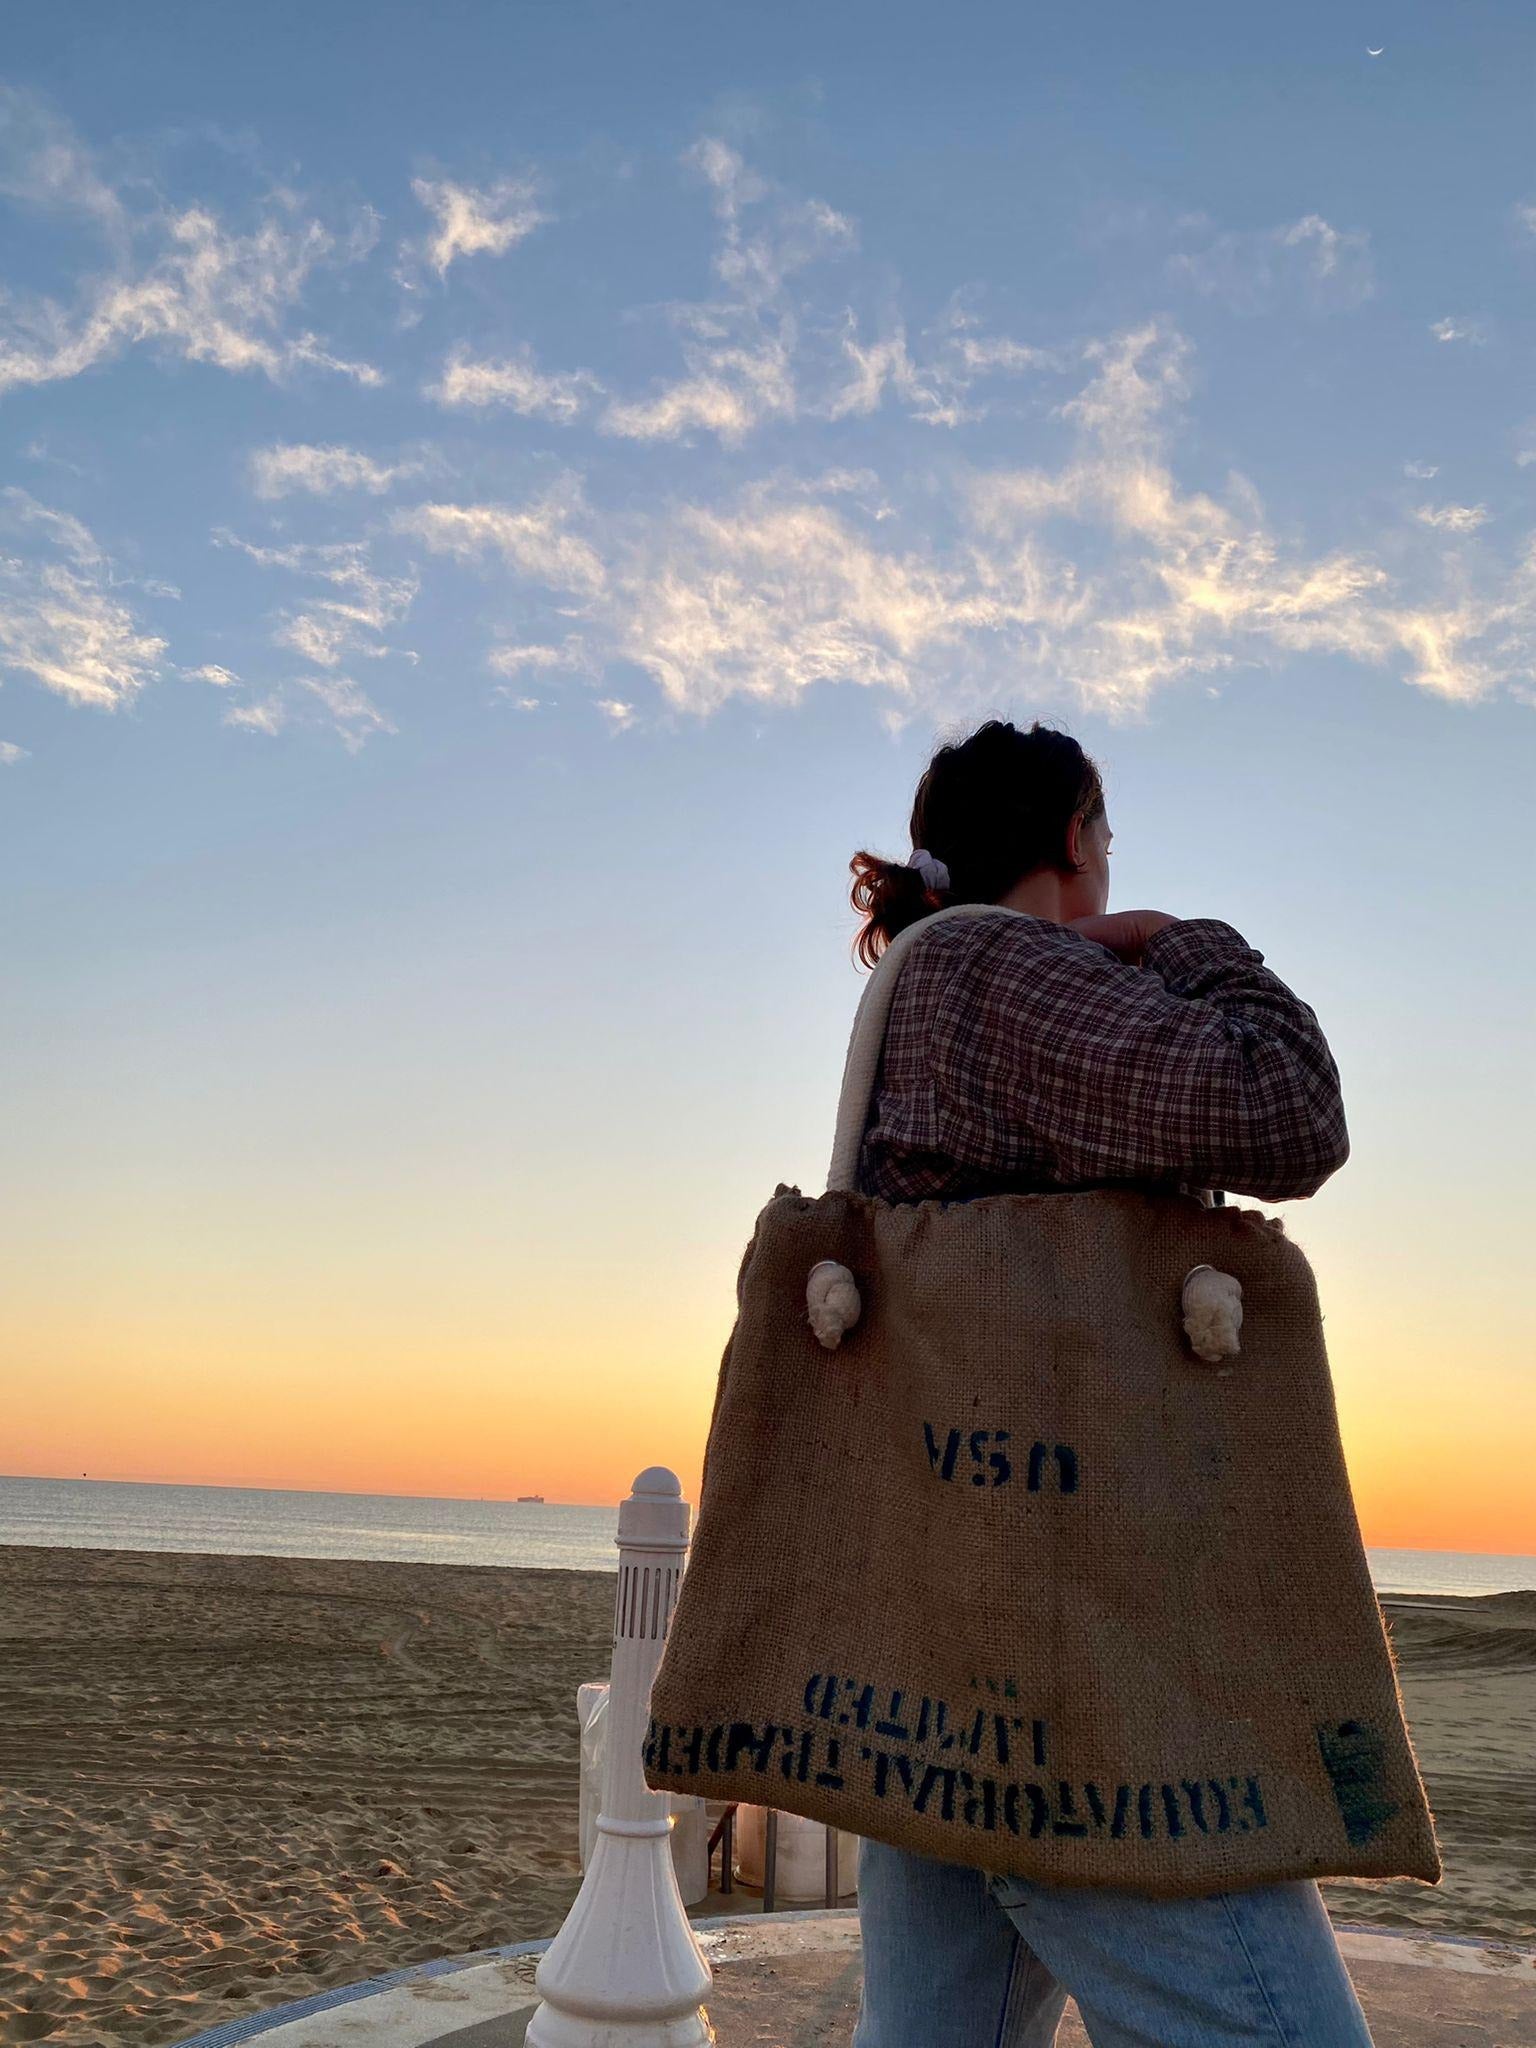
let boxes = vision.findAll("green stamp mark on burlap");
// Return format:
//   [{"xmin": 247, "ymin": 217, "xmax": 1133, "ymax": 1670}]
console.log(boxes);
[{"xmin": 1315, "ymin": 1719, "xmax": 1401, "ymax": 1845}]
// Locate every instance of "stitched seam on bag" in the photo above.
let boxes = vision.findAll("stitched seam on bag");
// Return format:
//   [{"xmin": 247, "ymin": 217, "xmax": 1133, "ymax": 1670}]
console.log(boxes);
[{"xmin": 1217, "ymin": 1893, "xmax": 1297, "ymax": 2047}]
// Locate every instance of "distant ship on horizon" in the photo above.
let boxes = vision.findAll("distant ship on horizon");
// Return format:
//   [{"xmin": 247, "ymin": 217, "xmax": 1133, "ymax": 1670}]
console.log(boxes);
[{"xmin": 515, "ymin": 1493, "xmax": 544, "ymax": 1504}]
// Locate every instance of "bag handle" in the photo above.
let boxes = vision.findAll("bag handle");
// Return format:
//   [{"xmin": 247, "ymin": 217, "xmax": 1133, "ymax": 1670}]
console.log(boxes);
[{"xmin": 826, "ymin": 903, "xmax": 1023, "ymax": 1193}]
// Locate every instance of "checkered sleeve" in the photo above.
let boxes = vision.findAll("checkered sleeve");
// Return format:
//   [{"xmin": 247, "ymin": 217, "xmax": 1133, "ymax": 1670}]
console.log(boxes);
[{"xmin": 966, "ymin": 916, "xmax": 1350, "ymax": 1202}]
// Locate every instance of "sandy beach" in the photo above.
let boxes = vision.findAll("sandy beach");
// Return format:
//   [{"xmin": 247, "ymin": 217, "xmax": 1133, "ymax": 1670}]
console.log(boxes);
[
  {"xmin": 1320, "ymin": 1588, "xmax": 1536, "ymax": 1946},
  {"xmin": 0, "ymin": 1547, "xmax": 614, "ymax": 2048},
  {"xmin": 0, "ymin": 1547, "xmax": 1531, "ymax": 2047}
]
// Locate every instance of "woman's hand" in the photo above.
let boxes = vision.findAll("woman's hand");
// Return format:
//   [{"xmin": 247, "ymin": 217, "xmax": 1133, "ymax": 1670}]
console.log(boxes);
[{"xmin": 1066, "ymin": 909, "xmax": 1179, "ymax": 968}]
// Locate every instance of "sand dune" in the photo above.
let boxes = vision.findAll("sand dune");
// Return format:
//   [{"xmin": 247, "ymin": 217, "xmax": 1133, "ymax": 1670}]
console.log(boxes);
[
  {"xmin": 0, "ymin": 1550, "xmax": 1531, "ymax": 2047},
  {"xmin": 1373, "ymin": 1592, "xmax": 1536, "ymax": 1673}
]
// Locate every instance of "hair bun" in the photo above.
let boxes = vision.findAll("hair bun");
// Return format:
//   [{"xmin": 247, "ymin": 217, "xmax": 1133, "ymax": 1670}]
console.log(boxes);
[
  {"xmin": 847, "ymin": 850, "xmax": 944, "ymax": 962},
  {"xmin": 848, "ymin": 717, "xmax": 1104, "ymax": 967}
]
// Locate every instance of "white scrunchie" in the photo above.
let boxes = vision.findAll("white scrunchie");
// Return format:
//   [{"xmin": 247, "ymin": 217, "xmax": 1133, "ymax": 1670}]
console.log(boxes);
[{"xmin": 908, "ymin": 847, "xmax": 950, "ymax": 892}]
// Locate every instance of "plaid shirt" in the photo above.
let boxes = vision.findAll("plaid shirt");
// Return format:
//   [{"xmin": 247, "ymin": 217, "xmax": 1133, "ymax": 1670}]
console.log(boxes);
[{"xmin": 856, "ymin": 911, "xmax": 1349, "ymax": 1206}]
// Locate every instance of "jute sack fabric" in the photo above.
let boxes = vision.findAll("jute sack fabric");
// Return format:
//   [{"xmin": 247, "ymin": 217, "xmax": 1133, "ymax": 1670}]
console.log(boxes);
[{"xmin": 642, "ymin": 904, "xmax": 1440, "ymax": 1898}]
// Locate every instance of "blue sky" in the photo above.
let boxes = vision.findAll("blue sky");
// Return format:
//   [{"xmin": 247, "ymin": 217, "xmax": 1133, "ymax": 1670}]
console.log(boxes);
[{"xmin": 2, "ymin": 2, "xmax": 1532, "ymax": 1541}]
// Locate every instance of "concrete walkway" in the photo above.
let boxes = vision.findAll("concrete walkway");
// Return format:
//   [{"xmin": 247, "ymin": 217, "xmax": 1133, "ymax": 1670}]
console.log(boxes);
[{"xmin": 175, "ymin": 1909, "xmax": 1536, "ymax": 2048}]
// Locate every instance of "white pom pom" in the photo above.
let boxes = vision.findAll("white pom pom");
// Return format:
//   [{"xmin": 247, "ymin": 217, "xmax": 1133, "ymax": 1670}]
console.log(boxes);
[
  {"xmin": 807, "ymin": 1259, "xmax": 861, "ymax": 1351},
  {"xmin": 1181, "ymin": 1264, "xmax": 1243, "ymax": 1366}
]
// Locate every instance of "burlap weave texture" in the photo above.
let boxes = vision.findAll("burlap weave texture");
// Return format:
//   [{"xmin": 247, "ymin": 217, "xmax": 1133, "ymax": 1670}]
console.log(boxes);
[{"xmin": 642, "ymin": 1184, "xmax": 1440, "ymax": 1898}]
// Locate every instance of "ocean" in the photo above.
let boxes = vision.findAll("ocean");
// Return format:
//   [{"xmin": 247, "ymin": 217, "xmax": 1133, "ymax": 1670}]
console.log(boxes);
[{"xmin": 2, "ymin": 1475, "xmax": 1532, "ymax": 1598}]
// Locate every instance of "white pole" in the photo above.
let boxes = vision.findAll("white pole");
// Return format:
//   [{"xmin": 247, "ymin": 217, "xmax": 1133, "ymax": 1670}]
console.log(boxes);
[{"xmin": 526, "ymin": 1468, "xmax": 713, "ymax": 2048}]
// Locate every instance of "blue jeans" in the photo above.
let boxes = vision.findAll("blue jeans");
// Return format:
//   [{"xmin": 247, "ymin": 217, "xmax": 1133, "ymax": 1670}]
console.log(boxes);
[{"xmin": 852, "ymin": 1838, "xmax": 1374, "ymax": 2047}]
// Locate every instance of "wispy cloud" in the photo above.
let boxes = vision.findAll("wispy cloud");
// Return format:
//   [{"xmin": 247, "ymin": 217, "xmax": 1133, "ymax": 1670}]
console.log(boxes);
[
  {"xmin": 599, "ymin": 338, "xmax": 796, "ymax": 445},
  {"xmin": 1413, "ymin": 503, "xmax": 1490, "ymax": 533},
  {"xmin": 0, "ymin": 489, "xmax": 166, "ymax": 708},
  {"xmin": 1169, "ymin": 213, "xmax": 1373, "ymax": 313},
  {"xmin": 0, "ymin": 207, "xmax": 383, "ymax": 390},
  {"xmin": 942, "ymin": 327, "xmax": 1530, "ymax": 708},
  {"xmin": 7, "ymin": 104, "xmax": 1535, "ymax": 746},
  {"xmin": 1430, "ymin": 316, "xmax": 1487, "ymax": 345},
  {"xmin": 221, "ymin": 671, "xmax": 395, "ymax": 752},
  {"xmin": 426, "ymin": 343, "xmax": 603, "ymax": 420},
  {"xmin": 0, "ymin": 739, "xmax": 29, "ymax": 763},
  {"xmin": 608, "ymin": 490, "xmax": 987, "ymax": 711},
  {"xmin": 249, "ymin": 444, "xmax": 421, "ymax": 498},
  {"xmin": 293, "ymin": 673, "xmax": 396, "ymax": 750},
  {"xmin": 596, "ymin": 138, "xmax": 853, "ymax": 446},
  {"xmin": 437, "ymin": 322, "xmax": 1533, "ymax": 720},
  {"xmin": 0, "ymin": 95, "xmax": 381, "ymax": 394},
  {"xmin": 825, "ymin": 328, "xmax": 951, "ymax": 428},
  {"xmin": 223, "ymin": 694, "xmax": 287, "ymax": 738},
  {"xmin": 21, "ymin": 439, "xmax": 88, "ymax": 478},
  {"xmin": 819, "ymin": 297, "xmax": 1056, "ymax": 429},
  {"xmin": 647, "ymin": 141, "xmax": 1052, "ymax": 438},
  {"xmin": 0, "ymin": 84, "xmax": 127, "ymax": 238},
  {"xmin": 825, "ymin": 326, "xmax": 952, "ymax": 425},
  {"xmin": 395, "ymin": 483, "xmax": 608, "ymax": 595},
  {"xmin": 410, "ymin": 174, "xmax": 547, "ymax": 275},
  {"xmin": 487, "ymin": 638, "xmax": 590, "ymax": 676},
  {"xmin": 215, "ymin": 531, "xmax": 417, "ymax": 671},
  {"xmin": 949, "ymin": 326, "xmax": 1056, "ymax": 377},
  {"xmin": 689, "ymin": 136, "xmax": 852, "ymax": 310}
]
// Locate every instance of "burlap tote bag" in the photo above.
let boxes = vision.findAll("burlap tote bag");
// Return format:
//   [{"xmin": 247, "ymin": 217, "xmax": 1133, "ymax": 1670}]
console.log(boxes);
[{"xmin": 643, "ymin": 903, "xmax": 1440, "ymax": 1897}]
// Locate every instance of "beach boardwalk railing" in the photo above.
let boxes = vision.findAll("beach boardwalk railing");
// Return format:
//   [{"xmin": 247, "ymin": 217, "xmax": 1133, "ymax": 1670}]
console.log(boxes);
[{"xmin": 526, "ymin": 1468, "xmax": 713, "ymax": 2048}]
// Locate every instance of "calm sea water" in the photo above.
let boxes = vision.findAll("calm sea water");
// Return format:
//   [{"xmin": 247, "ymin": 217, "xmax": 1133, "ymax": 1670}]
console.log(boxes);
[
  {"xmin": 0, "ymin": 1475, "xmax": 620, "ymax": 1573},
  {"xmin": 1, "ymin": 1475, "xmax": 1532, "ymax": 1597}
]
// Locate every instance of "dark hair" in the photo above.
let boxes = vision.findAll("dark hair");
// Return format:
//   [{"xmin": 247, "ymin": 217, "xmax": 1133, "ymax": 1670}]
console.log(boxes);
[{"xmin": 849, "ymin": 718, "xmax": 1105, "ymax": 968}]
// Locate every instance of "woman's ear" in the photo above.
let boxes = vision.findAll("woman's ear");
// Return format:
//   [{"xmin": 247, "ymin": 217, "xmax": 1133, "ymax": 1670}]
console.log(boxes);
[{"xmin": 1066, "ymin": 809, "xmax": 1090, "ymax": 874}]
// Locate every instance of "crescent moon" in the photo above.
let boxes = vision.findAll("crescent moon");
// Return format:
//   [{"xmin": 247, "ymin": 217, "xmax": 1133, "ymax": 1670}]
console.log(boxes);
[{"xmin": 1367, "ymin": 45, "xmax": 1385, "ymax": 55}]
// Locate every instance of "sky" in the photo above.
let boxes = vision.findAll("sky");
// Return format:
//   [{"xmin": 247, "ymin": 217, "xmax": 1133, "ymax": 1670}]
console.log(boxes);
[{"xmin": 1, "ymin": 0, "xmax": 1532, "ymax": 1554}]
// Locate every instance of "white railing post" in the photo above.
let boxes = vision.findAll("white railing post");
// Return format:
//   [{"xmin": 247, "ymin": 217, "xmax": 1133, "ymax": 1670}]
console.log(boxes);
[{"xmin": 526, "ymin": 1468, "xmax": 713, "ymax": 2048}]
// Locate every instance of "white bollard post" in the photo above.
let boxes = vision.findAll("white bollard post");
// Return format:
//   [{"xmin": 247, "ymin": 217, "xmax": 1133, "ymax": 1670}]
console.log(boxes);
[{"xmin": 526, "ymin": 1468, "xmax": 713, "ymax": 2048}]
